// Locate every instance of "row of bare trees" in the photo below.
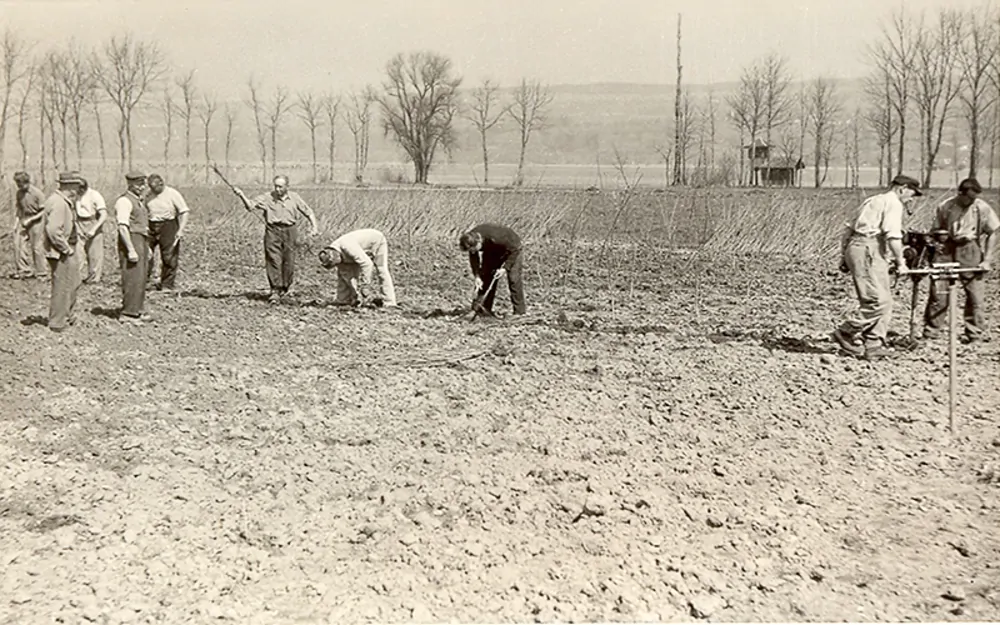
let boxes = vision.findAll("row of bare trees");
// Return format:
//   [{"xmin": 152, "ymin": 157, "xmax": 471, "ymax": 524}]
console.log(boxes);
[
  {"xmin": 0, "ymin": 29, "xmax": 557, "ymax": 187},
  {"xmin": 866, "ymin": 4, "xmax": 1000, "ymax": 187}
]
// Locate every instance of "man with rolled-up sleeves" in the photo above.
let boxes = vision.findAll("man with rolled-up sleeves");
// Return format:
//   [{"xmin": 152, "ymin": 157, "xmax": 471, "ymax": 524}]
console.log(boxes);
[{"xmin": 115, "ymin": 170, "xmax": 153, "ymax": 324}]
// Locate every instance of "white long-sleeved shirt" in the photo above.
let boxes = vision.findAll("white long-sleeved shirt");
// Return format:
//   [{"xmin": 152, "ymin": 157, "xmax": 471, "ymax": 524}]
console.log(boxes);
[{"xmin": 325, "ymin": 228, "xmax": 385, "ymax": 282}]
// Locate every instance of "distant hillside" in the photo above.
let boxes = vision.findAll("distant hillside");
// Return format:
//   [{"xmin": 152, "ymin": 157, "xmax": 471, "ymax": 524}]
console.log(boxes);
[{"xmin": 3, "ymin": 78, "xmax": 986, "ymax": 185}]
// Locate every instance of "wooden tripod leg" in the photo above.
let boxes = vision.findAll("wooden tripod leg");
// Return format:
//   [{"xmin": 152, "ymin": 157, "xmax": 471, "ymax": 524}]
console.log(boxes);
[
  {"xmin": 909, "ymin": 276, "xmax": 921, "ymax": 340},
  {"xmin": 948, "ymin": 276, "xmax": 957, "ymax": 435}
]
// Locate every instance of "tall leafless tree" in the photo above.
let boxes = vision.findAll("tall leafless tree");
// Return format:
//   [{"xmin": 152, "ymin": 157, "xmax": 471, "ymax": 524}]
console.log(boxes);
[
  {"xmin": 41, "ymin": 52, "xmax": 71, "ymax": 169},
  {"xmin": 15, "ymin": 62, "xmax": 36, "ymax": 170},
  {"xmin": 160, "ymin": 86, "xmax": 174, "ymax": 168},
  {"xmin": 88, "ymin": 86, "xmax": 107, "ymax": 169},
  {"xmin": 223, "ymin": 103, "xmax": 236, "ymax": 174},
  {"xmin": 673, "ymin": 13, "xmax": 683, "ymax": 186},
  {"xmin": 868, "ymin": 9, "xmax": 918, "ymax": 177},
  {"xmin": 295, "ymin": 91, "xmax": 323, "ymax": 183},
  {"xmin": 509, "ymin": 78, "xmax": 554, "ymax": 187},
  {"xmin": 244, "ymin": 76, "xmax": 268, "ymax": 182},
  {"xmin": 322, "ymin": 94, "xmax": 341, "ymax": 182},
  {"xmin": 377, "ymin": 51, "xmax": 462, "ymax": 185},
  {"xmin": 761, "ymin": 53, "xmax": 794, "ymax": 185},
  {"xmin": 198, "ymin": 94, "xmax": 217, "ymax": 183},
  {"xmin": 265, "ymin": 85, "xmax": 292, "ymax": 177},
  {"xmin": 957, "ymin": 8, "xmax": 999, "ymax": 179},
  {"xmin": 0, "ymin": 29, "xmax": 32, "ymax": 179},
  {"xmin": 344, "ymin": 87, "xmax": 376, "ymax": 183},
  {"xmin": 464, "ymin": 78, "xmax": 508, "ymax": 186},
  {"xmin": 863, "ymin": 67, "xmax": 897, "ymax": 186},
  {"xmin": 175, "ymin": 70, "xmax": 197, "ymax": 180},
  {"xmin": 728, "ymin": 63, "xmax": 766, "ymax": 185},
  {"xmin": 92, "ymin": 34, "xmax": 165, "ymax": 170},
  {"xmin": 806, "ymin": 77, "xmax": 842, "ymax": 187},
  {"xmin": 912, "ymin": 9, "xmax": 962, "ymax": 187}
]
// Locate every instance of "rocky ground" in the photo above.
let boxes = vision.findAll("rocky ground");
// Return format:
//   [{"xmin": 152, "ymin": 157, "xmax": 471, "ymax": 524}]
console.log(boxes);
[{"xmin": 1, "ymin": 241, "xmax": 998, "ymax": 624}]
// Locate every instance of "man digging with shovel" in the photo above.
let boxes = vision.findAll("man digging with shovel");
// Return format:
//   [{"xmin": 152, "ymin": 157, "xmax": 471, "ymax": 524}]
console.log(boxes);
[{"xmin": 459, "ymin": 223, "xmax": 526, "ymax": 318}]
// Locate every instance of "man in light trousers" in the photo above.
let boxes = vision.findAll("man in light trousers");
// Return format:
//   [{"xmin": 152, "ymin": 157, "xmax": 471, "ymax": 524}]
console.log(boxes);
[
  {"xmin": 832, "ymin": 174, "xmax": 922, "ymax": 360},
  {"xmin": 12, "ymin": 171, "xmax": 48, "ymax": 280},
  {"xmin": 318, "ymin": 228, "xmax": 398, "ymax": 308},
  {"xmin": 75, "ymin": 177, "xmax": 108, "ymax": 284}
]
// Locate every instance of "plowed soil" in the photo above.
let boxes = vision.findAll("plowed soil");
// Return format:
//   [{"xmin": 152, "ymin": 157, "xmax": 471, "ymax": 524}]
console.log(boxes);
[{"xmin": 1, "ymin": 238, "xmax": 999, "ymax": 624}]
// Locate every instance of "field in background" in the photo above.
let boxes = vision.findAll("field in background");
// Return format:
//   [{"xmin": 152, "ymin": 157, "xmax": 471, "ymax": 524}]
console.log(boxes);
[{"xmin": 1, "ymin": 182, "xmax": 998, "ymax": 623}]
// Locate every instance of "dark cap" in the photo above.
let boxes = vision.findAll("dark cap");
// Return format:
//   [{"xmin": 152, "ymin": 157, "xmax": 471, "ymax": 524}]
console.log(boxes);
[
  {"xmin": 890, "ymin": 174, "xmax": 922, "ymax": 196},
  {"xmin": 57, "ymin": 171, "xmax": 84, "ymax": 185},
  {"xmin": 125, "ymin": 170, "xmax": 146, "ymax": 181},
  {"xmin": 958, "ymin": 177, "xmax": 983, "ymax": 194}
]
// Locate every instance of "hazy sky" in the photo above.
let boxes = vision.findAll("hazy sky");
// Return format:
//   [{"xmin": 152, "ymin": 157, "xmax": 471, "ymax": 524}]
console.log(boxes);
[{"xmin": 1, "ymin": 0, "xmax": 990, "ymax": 96}]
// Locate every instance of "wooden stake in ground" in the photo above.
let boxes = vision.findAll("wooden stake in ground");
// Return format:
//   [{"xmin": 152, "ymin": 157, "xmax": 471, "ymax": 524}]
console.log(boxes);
[{"xmin": 906, "ymin": 263, "xmax": 986, "ymax": 435}]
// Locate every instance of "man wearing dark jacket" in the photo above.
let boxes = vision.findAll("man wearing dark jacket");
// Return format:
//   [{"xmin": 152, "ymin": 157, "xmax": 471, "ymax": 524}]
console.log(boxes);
[{"xmin": 459, "ymin": 223, "xmax": 526, "ymax": 316}]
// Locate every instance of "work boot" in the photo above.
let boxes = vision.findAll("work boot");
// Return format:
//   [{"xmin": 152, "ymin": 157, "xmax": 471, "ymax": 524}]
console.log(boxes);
[
  {"xmin": 268, "ymin": 291, "xmax": 281, "ymax": 304},
  {"xmin": 863, "ymin": 341, "xmax": 890, "ymax": 361},
  {"xmin": 923, "ymin": 327, "xmax": 942, "ymax": 340},
  {"xmin": 832, "ymin": 328, "xmax": 864, "ymax": 358}
]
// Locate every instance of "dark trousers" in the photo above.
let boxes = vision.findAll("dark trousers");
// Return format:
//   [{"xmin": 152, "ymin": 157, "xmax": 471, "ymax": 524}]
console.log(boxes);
[
  {"xmin": 119, "ymin": 232, "xmax": 149, "ymax": 317},
  {"xmin": 925, "ymin": 240, "xmax": 986, "ymax": 337},
  {"xmin": 48, "ymin": 253, "xmax": 81, "ymax": 330},
  {"xmin": 264, "ymin": 223, "xmax": 296, "ymax": 292},
  {"xmin": 478, "ymin": 248, "xmax": 526, "ymax": 314},
  {"xmin": 147, "ymin": 219, "xmax": 180, "ymax": 289}
]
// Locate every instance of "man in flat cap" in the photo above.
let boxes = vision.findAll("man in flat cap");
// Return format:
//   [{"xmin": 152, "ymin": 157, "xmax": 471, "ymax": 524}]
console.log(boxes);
[
  {"xmin": 231, "ymin": 174, "xmax": 318, "ymax": 304},
  {"xmin": 11, "ymin": 171, "xmax": 48, "ymax": 280},
  {"xmin": 74, "ymin": 177, "xmax": 108, "ymax": 284},
  {"xmin": 459, "ymin": 223, "xmax": 527, "ymax": 317},
  {"xmin": 42, "ymin": 172, "xmax": 86, "ymax": 332},
  {"xmin": 923, "ymin": 177, "xmax": 999, "ymax": 343},
  {"xmin": 832, "ymin": 174, "xmax": 922, "ymax": 359},
  {"xmin": 318, "ymin": 228, "xmax": 398, "ymax": 308},
  {"xmin": 145, "ymin": 173, "xmax": 191, "ymax": 291},
  {"xmin": 114, "ymin": 171, "xmax": 152, "ymax": 323}
]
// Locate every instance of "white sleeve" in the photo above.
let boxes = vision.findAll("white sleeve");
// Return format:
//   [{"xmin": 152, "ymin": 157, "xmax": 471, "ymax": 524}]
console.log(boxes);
[{"xmin": 114, "ymin": 197, "xmax": 133, "ymax": 225}]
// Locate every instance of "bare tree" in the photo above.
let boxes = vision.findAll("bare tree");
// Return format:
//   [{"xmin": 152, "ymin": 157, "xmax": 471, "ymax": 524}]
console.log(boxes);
[
  {"xmin": 344, "ymin": 87, "xmax": 376, "ymax": 183},
  {"xmin": 728, "ymin": 63, "xmax": 767, "ymax": 185},
  {"xmin": 15, "ymin": 62, "xmax": 36, "ymax": 170},
  {"xmin": 41, "ymin": 52, "xmax": 71, "ymax": 169},
  {"xmin": 175, "ymin": 70, "xmax": 197, "ymax": 180},
  {"xmin": 55, "ymin": 40, "xmax": 96, "ymax": 170},
  {"xmin": 957, "ymin": 8, "xmax": 999, "ymax": 179},
  {"xmin": 674, "ymin": 91, "xmax": 699, "ymax": 184},
  {"xmin": 806, "ymin": 77, "xmax": 842, "ymax": 187},
  {"xmin": 912, "ymin": 9, "xmax": 962, "ymax": 186},
  {"xmin": 509, "ymin": 78, "xmax": 555, "ymax": 187},
  {"xmin": 377, "ymin": 51, "xmax": 462, "ymax": 184},
  {"xmin": 706, "ymin": 87, "xmax": 717, "ymax": 173},
  {"xmin": 160, "ymin": 86, "xmax": 174, "ymax": 168},
  {"xmin": 761, "ymin": 53, "xmax": 794, "ymax": 185},
  {"xmin": 322, "ymin": 94, "xmax": 341, "ymax": 182},
  {"xmin": 863, "ymin": 67, "xmax": 897, "ymax": 186},
  {"xmin": 223, "ymin": 103, "xmax": 236, "ymax": 174},
  {"xmin": 244, "ymin": 76, "xmax": 268, "ymax": 182},
  {"xmin": 295, "ymin": 91, "xmax": 323, "ymax": 183},
  {"xmin": 92, "ymin": 34, "xmax": 166, "ymax": 170},
  {"xmin": 868, "ymin": 9, "xmax": 919, "ymax": 177},
  {"xmin": 88, "ymin": 86, "xmax": 107, "ymax": 169},
  {"xmin": 673, "ymin": 13, "xmax": 683, "ymax": 186},
  {"xmin": 0, "ymin": 29, "xmax": 33, "ymax": 178},
  {"xmin": 265, "ymin": 85, "xmax": 292, "ymax": 177},
  {"xmin": 198, "ymin": 94, "xmax": 217, "ymax": 183},
  {"xmin": 464, "ymin": 78, "xmax": 508, "ymax": 186}
]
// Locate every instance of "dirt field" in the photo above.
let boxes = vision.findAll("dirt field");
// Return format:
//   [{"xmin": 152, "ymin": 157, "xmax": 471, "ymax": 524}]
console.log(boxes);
[{"xmin": 1, "ymin": 192, "xmax": 999, "ymax": 623}]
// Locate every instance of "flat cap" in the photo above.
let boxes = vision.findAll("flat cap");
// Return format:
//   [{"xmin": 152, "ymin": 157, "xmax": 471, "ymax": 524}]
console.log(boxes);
[
  {"xmin": 57, "ymin": 171, "xmax": 84, "ymax": 185},
  {"xmin": 890, "ymin": 174, "xmax": 922, "ymax": 196},
  {"xmin": 125, "ymin": 170, "xmax": 146, "ymax": 181}
]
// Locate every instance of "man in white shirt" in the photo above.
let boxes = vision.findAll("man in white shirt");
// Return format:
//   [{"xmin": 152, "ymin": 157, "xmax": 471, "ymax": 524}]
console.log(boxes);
[
  {"xmin": 115, "ymin": 171, "xmax": 152, "ymax": 323},
  {"xmin": 145, "ymin": 173, "xmax": 190, "ymax": 291},
  {"xmin": 832, "ymin": 174, "xmax": 921, "ymax": 360},
  {"xmin": 74, "ymin": 178, "xmax": 108, "ymax": 284},
  {"xmin": 318, "ymin": 228, "xmax": 398, "ymax": 308}
]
